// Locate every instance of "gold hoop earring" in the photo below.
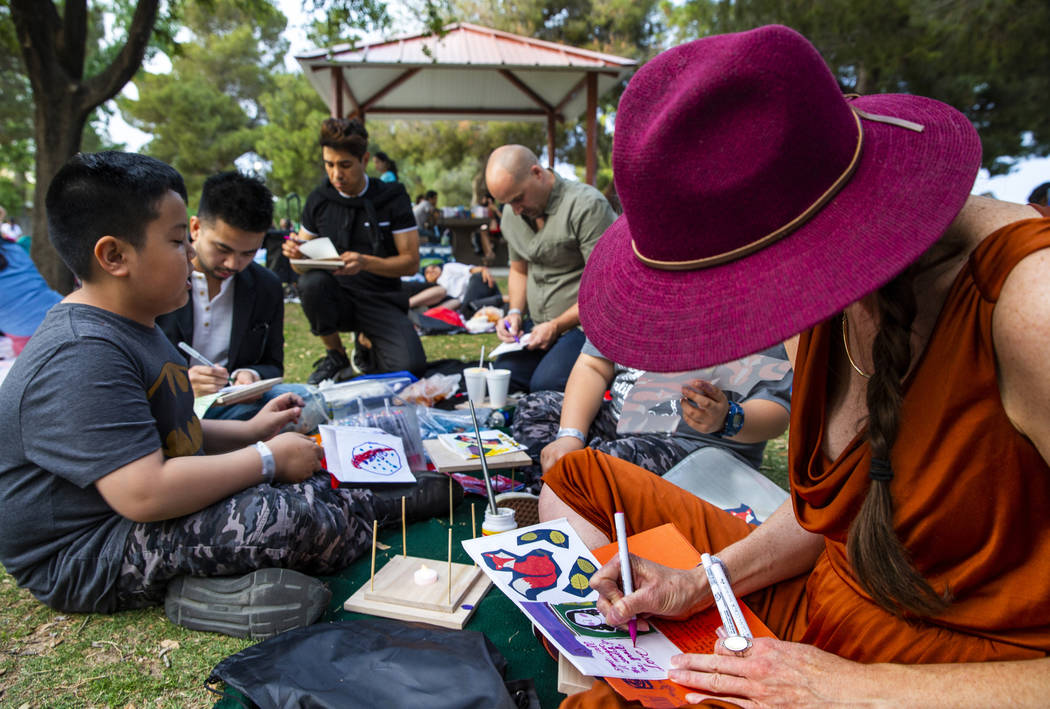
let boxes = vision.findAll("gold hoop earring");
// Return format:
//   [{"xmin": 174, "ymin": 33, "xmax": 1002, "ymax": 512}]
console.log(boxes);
[{"xmin": 842, "ymin": 313, "xmax": 872, "ymax": 379}]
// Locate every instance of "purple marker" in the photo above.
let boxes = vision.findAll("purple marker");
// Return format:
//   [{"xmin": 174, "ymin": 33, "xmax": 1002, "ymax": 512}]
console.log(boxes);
[{"xmin": 503, "ymin": 318, "xmax": 521, "ymax": 343}]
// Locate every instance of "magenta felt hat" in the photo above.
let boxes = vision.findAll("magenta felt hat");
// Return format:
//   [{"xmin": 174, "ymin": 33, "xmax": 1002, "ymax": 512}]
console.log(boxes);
[{"xmin": 579, "ymin": 25, "xmax": 981, "ymax": 372}]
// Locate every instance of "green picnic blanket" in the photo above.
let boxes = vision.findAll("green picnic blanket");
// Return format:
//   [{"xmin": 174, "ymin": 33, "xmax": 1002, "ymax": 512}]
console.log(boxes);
[{"xmin": 214, "ymin": 495, "xmax": 562, "ymax": 708}]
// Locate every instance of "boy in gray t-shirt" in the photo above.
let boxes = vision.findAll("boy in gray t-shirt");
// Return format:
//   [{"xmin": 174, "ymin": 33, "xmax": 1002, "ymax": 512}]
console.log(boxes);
[{"xmin": 0, "ymin": 152, "xmax": 447, "ymax": 636}]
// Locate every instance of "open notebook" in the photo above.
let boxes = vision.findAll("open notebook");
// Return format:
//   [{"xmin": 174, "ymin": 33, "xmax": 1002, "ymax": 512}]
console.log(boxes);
[{"xmin": 214, "ymin": 377, "xmax": 283, "ymax": 405}]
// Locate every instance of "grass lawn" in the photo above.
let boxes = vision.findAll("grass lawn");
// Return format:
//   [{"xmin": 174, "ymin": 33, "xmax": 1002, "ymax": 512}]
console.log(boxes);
[{"xmin": 0, "ymin": 296, "xmax": 788, "ymax": 706}]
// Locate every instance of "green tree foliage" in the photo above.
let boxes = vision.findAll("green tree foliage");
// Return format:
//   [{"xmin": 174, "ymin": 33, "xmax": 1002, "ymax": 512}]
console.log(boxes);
[
  {"xmin": 5, "ymin": 0, "xmax": 395, "ymax": 291},
  {"xmin": 256, "ymin": 73, "xmax": 331, "ymax": 202},
  {"xmin": 303, "ymin": 0, "xmax": 393, "ymax": 49},
  {"xmin": 663, "ymin": 0, "xmax": 1049, "ymax": 174},
  {"xmin": 366, "ymin": 119, "xmax": 547, "ymax": 205},
  {"xmin": 451, "ymin": 0, "xmax": 659, "ymax": 181},
  {"xmin": 8, "ymin": 0, "xmax": 172, "ymax": 291},
  {"xmin": 0, "ymin": 2, "xmax": 34, "ymax": 207},
  {"xmin": 913, "ymin": 0, "xmax": 1049, "ymax": 174},
  {"xmin": 463, "ymin": 0, "xmax": 661, "ymax": 57},
  {"xmin": 0, "ymin": 0, "xmax": 158, "ymax": 217},
  {"xmin": 119, "ymin": 0, "xmax": 288, "ymax": 206}
]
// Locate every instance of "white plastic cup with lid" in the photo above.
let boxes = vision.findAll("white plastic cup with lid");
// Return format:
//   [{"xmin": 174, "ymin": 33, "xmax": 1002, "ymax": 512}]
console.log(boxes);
[
  {"xmin": 485, "ymin": 368, "xmax": 511, "ymax": 408},
  {"xmin": 462, "ymin": 367, "xmax": 487, "ymax": 405}
]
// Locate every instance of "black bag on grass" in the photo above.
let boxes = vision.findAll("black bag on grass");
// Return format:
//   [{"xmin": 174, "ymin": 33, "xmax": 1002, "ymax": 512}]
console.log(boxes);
[{"xmin": 207, "ymin": 617, "xmax": 538, "ymax": 709}]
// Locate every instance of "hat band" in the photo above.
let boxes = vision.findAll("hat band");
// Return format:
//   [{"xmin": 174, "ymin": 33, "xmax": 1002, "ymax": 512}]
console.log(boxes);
[{"xmin": 632, "ymin": 107, "xmax": 924, "ymax": 271}]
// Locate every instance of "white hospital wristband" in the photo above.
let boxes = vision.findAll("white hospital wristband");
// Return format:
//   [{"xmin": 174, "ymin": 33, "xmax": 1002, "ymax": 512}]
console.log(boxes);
[
  {"xmin": 556, "ymin": 427, "xmax": 587, "ymax": 444},
  {"xmin": 254, "ymin": 441, "xmax": 276, "ymax": 484}
]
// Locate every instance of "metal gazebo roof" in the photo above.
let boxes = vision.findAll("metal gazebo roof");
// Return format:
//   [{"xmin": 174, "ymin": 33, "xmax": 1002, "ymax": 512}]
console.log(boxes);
[{"xmin": 295, "ymin": 22, "xmax": 638, "ymax": 184}]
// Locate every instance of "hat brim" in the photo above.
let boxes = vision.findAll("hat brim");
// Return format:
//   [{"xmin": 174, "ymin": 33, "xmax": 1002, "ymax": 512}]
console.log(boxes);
[{"xmin": 580, "ymin": 93, "xmax": 981, "ymax": 371}]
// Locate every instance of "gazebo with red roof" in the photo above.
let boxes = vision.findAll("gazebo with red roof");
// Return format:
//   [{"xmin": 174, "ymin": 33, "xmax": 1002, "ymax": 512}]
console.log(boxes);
[{"xmin": 295, "ymin": 22, "xmax": 638, "ymax": 185}]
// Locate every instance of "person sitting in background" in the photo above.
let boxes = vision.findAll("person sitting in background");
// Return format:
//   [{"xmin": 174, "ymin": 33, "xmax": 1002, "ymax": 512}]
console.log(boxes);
[
  {"xmin": 403, "ymin": 261, "xmax": 503, "ymax": 318},
  {"xmin": 541, "ymin": 25, "xmax": 1050, "ymax": 706},
  {"xmin": 0, "ymin": 238, "xmax": 62, "ymax": 355},
  {"xmin": 512, "ymin": 340, "xmax": 791, "ymax": 490},
  {"xmin": 1, "ymin": 214, "xmax": 24, "ymax": 243},
  {"xmin": 475, "ymin": 192, "xmax": 502, "ymax": 266},
  {"xmin": 157, "ymin": 171, "xmax": 305, "ymax": 421},
  {"xmin": 373, "ymin": 152, "xmax": 398, "ymax": 183},
  {"xmin": 413, "ymin": 190, "xmax": 438, "ymax": 238},
  {"xmin": 486, "ymin": 145, "xmax": 617, "ymax": 393},
  {"xmin": 282, "ymin": 118, "xmax": 424, "ymax": 382}
]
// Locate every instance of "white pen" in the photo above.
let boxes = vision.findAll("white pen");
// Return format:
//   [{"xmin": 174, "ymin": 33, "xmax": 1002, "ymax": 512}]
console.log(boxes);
[
  {"xmin": 177, "ymin": 342, "xmax": 232, "ymax": 385},
  {"xmin": 613, "ymin": 512, "xmax": 638, "ymax": 645},
  {"xmin": 701, "ymin": 552, "xmax": 752, "ymax": 652}
]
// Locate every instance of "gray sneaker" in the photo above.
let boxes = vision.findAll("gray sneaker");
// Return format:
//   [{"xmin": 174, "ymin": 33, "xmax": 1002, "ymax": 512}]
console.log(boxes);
[{"xmin": 164, "ymin": 568, "xmax": 331, "ymax": 639}]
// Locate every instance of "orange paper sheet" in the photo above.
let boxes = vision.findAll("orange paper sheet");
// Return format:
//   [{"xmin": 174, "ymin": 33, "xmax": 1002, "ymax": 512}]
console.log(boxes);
[{"xmin": 592, "ymin": 524, "xmax": 776, "ymax": 708}]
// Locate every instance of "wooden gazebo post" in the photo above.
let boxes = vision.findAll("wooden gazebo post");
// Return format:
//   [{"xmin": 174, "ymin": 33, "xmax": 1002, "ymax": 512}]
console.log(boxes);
[
  {"xmin": 546, "ymin": 113, "xmax": 556, "ymax": 171},
  {"xmin": 585, "ymin": 73, "xmax": 597, "ymax": 186}
]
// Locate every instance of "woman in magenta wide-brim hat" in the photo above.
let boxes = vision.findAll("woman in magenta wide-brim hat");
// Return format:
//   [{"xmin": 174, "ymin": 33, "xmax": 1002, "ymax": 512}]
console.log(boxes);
[{"xmin": 541, "ymin": 24, "xmax": 1050, "ymax": 707}]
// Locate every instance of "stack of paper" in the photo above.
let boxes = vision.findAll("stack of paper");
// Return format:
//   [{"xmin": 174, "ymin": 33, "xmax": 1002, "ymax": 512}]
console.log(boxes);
[
  {"xmin": 437, "ymin": 430, "xmax": 525, "ymax": 459},
  {"xmin": 462, "ymin": 520, "xmax": 776, "ymax": 706},
  {"xmin": 462, "ymin": 519, "xmax": 683, "ymax": 681},
  {"xmin": 488, "ymin": 333, "xmax": 532, "ymax": 359}
]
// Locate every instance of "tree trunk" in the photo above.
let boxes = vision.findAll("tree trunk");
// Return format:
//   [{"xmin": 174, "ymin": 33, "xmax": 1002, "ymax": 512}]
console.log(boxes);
[
  {"xmin": 30, "ymin": 96, "xmax": 88, "ymax": 294},
  {"xmin": 11, "ymin": 0, "xmax": 162, "ymax": 294},
  {"xmin": 855, "ymin": 63, "xmax": 875, "ymax": 96}
]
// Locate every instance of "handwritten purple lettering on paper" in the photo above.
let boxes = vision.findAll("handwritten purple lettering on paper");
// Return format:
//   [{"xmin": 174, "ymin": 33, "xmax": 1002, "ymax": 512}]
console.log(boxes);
[{"xmin": 580, "ymin": 639, "xmax": 664, "ymax": 676}]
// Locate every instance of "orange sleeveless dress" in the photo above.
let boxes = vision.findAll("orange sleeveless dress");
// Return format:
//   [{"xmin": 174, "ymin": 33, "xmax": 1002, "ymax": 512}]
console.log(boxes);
[
  {"xmin": 549, "ymin": 217, "xmax": 1050, "ymax": 707},
  {"xmin": 791, "ymin": 216, "xmax": 1050, "ymax": 662}
]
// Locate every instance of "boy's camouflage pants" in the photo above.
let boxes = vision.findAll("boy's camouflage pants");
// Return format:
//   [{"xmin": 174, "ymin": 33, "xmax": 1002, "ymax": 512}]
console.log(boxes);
[
  {"xmin": 115, "ymin": 473, "xmax": 378, "ymax": 609},
  {"xmin": 510, "ymin": 390, "xmax": 703, "ymax": 484}
]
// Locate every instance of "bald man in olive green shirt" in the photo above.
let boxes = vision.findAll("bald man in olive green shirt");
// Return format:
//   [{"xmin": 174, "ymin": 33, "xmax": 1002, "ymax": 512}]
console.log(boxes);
[{"xmin": 486, "ymin": 145, "xmax": 617, "ymax": 393}]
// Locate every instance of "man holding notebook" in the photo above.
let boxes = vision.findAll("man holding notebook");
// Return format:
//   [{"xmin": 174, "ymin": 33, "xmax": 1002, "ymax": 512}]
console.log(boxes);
[
  {"xmin": 157, "ymin": 171, "xmax": 295, "ymax": 420},
  {"xmin": 282, "ymin": 118, "xmax": 425, "ymax": 383}
]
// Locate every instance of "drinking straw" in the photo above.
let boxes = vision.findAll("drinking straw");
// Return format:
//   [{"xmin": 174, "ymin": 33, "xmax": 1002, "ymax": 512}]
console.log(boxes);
[{"xmin": 478, "ymin": 346, "xmax": 485, "ymax": 369}]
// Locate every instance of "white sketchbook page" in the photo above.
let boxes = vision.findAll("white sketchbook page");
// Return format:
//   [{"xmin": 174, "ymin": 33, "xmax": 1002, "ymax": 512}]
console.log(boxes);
[
  {"xmin": 461, "ymin": 518, "xmax": 677, "ymax": 679},
  {"xmin": 318, "ymin": 424, "xmax": 416, "ymax": 483},
  {"xmin": 297, "ymin": 237, "xmax": 339, "ymax": 259},
  {"xmin": 214, "ymin": 377, "xmax": 283, "ymax": 405},
  {"xmin": 488, "ymin": 333, "xmax": 532, "ymax": 359}
]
